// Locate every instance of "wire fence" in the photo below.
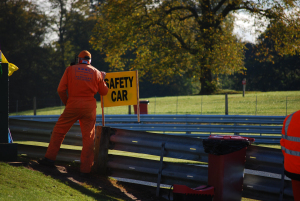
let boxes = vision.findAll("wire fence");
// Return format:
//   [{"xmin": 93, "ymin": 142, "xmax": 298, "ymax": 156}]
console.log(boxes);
[{"xmin": 9, "ymin": 93, "xmax": 300, "ymax": 116}]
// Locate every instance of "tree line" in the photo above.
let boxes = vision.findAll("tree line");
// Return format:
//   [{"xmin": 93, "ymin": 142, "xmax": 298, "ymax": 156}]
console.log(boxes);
[{"xmin": 1, "ymin": 0, "xmax": 299, "ymax": 112}]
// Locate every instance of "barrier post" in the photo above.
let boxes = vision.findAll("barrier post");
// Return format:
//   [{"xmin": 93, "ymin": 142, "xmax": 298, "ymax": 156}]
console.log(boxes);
[
  {"xmin": 93, "ymin": 126, "xmax": 110, "ymax": 175},
  {"xmin": 128, "ymin": 105, "xmax": 131, "ymax": 114},
  {"xmin": 16, "ymin": 100, "xmax": 18, "ymax": 115},
  {"xmin": 225, "ymin": 93, "xmax": 228, "ymax": 115},
  {"xmin": 33, "ymin": 97, "xmax": 36, "ymax": 115},
  {"xmin": 242, "ymin": 78, "xmax": 246, "ymax": 97}
]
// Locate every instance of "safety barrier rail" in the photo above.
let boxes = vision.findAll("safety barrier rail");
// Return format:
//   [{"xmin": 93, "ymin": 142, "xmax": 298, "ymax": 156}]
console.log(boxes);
[
  {"xmin": 9, "ymin": 117, "xmax": 292, "ymax": 200},
  {"xmin": 93, "ymin": 127, "xmax": 292, "ymax": 201},
  {"xmin": 10, "ymin": 114, "xmax": 285, "ymax": 144}
]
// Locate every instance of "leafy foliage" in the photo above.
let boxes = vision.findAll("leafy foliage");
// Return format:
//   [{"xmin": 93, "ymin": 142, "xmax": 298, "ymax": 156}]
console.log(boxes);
[
  {"xmin": 223, "ymin": 41, "xmax": 300, "ymax": 92},
  {"xmin": 91, "ymin": 0, "xmax": 248, "ymax": 94},
  {"xmin": 90, "ymin": 0, "xmax": 300, "ymax": 94},
  {"xmin": 1, "ymin": 0, "xmax": 109, "ymax": 111},
  {"xmin": 0, "ymin": 0, "xmax": 57, "ymax": 110}
]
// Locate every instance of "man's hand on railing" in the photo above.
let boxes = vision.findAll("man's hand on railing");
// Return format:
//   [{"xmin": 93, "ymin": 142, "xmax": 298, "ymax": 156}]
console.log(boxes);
[{"xmin": 101, "ymin": 71, "xmax": 106, "ymax": 79}]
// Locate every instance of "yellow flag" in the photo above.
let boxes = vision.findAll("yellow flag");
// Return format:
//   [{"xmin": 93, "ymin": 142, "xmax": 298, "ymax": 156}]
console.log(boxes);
[{"xmin": 0, "ymin": 51, "xmax": 19, "ymax": 76}]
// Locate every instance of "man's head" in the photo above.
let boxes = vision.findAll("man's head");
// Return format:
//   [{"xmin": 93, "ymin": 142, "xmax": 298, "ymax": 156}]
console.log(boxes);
[{"xmin": 78, "ymin": 50, "xmax": 91, "ymax": 64}]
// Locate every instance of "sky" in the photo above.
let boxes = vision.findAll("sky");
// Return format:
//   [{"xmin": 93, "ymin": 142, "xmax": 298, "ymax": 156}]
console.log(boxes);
[{"xmin": 233, "ymin": 12, "xmax": 269, "ymax": 44}]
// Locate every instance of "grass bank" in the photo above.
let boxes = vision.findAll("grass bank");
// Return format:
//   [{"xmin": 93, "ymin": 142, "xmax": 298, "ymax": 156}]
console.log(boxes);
[
  {"xmin": 0, "ymin": 161, "xmax": 122, "ymax": 201},
  {"xmin": 1, "ymin": 157, "xmax": 259, "ymax": 201}
]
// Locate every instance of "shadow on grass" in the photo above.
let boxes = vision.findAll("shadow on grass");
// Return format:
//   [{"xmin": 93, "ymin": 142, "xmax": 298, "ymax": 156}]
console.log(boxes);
[{"xmin": 9, "ymin": 156, "xmax": 129, "ymax": 201}]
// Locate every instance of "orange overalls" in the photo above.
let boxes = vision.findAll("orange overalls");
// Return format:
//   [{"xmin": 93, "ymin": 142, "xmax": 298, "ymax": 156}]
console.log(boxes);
[
  {"xmin": 281, "ymin": 110, "xmax": 300, "ymax": 201},
  {"xmin": 45, "ymin": 63, "xmax": 108, "ymax": 173}
]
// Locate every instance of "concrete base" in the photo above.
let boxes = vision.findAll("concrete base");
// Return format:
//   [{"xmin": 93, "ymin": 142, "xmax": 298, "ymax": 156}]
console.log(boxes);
[{"xmin": 0, "ymin": 143, "xmax": 18, "ymax": 162}]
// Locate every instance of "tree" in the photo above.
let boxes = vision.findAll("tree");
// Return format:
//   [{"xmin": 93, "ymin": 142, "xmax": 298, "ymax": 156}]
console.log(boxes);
[
  {"xmin": 245, "ymin": 13, "xmax": 300, "ymax": 92},
  {"xmin": 90, "ymin": 0, "xmax": 299, "ymax": 94},
  {"xmin": 225, "ymin": 39, "xmax": 300, "ymax": 92},
  {"xmin": 47, "ymin": 0, "xmax": 95, "ymax": 73},
  {"xmin": 90, "ymin": 0, "xmax": 246, "ymax": 94},
  {"xmin": 0, "ymin": 0, "xmax": 60, "ymax": 111}
]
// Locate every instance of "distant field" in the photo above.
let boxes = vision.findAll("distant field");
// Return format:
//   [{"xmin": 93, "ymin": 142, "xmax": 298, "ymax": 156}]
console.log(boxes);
[{"xmin": 10, "ymin": 91, "xmax": 300, "ymax": 116}]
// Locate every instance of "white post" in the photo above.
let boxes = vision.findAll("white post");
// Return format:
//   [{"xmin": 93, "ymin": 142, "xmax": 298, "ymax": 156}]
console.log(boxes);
[{"xmin": 242, "ymin": 78, "xmax": 246, "ymax": 97}]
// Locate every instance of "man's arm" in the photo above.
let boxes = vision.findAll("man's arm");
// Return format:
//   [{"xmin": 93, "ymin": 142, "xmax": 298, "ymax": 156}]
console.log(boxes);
[{"xmin": 98, "ymin": 71, "xmax": 108, "ymax": 96}]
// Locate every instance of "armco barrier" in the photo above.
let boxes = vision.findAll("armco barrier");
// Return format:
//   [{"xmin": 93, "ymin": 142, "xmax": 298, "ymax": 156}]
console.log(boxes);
[
  {"xmin": 94, "ymin": 126, "xmax": 292, "ymax": 201},
  {"xmin": 9, "ymin": 115, "xmax": 292, "ymax": 200},
  {"xmin": 9, "ymin": 114, "xmax": 285, "ymax": 144}
]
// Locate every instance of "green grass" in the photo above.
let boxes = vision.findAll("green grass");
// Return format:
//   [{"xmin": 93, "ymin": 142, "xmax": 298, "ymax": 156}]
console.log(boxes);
[
  {"xmin": 0, "ymin": 159, "xmax": 258, "ymax": 201},
  {"xmin": 10, "ymin": 91, "xmax": 300, "ymax": 116},
  {"xmin": 0, "ymin": 162, "xmax": 122, "ymax": 201},
  {"xmin": 7, "ymin": 90, "xmax": 290, "ymax": 201}
]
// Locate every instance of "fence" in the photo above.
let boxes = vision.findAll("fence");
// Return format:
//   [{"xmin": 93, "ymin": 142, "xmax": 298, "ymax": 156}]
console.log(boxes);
[
  {"xmin": 9, "ymin": 92, "xmax": 300, "ymax": 116},
  {"xmin": 9, "ymin": 117, "xmax": 293, "ymax": 201}
]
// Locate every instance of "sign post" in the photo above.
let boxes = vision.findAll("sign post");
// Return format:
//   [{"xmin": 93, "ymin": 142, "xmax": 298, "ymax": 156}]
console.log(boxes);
[
  {"xmin": 242, "ymin": 78, "xmax": 246, "ymax": 97},
  {"xmin": 101, "ymin": 95, "xmax": 105, "ymax": 126},
  {"xmin": 102, "ymin": 70, "xmax": 139, "ymax": 122}
]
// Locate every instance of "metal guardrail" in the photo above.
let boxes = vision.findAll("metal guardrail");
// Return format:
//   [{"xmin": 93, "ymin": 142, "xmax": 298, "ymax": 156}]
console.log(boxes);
[
  {"xmin": 10, "ymin": 114, "xmax": 286, "ymax": 124},
  {"xmin": 9, "ymin": 114, "xmax": 285, "ymax": 144},
  {"xmin": 9, "ymin": 115, "xmax": 292, "ymax": 200},
  {"xmin": 94, "ymin": 127, "xmax": 292, "ymax": 201}
]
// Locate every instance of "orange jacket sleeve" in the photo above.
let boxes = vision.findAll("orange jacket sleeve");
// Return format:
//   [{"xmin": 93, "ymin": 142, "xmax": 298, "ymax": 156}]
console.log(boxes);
[
  {"xmin": 98, "ymin": 71, "xmax": 108, "ymax": 96},
  {"xmin": 57, "ymin": 67, "xmax": 69, "ymax": 105}
]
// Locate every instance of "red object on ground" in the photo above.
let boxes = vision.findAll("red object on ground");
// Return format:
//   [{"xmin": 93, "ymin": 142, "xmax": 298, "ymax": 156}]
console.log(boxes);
[
  {"xmin": 207, "ymin": 135, "xmax": 253, "ymax": 201},
  {"xmin": 173, "ymin": 184, "xmax": 214, "ymax": 195},
  {"xmin": 208, "ymin": 135, "xmax": 255, "ymax": 143},
  {"xmin": 292, "ymin": 179, "xmax": 300, "ymax": 201},
  {"xmin": 134, "ymin": 100, "xmax": 149, "ymax": 114},
  {"xmin": 173, "ymin": 184, "xmax": 214, "ymax": 201}
]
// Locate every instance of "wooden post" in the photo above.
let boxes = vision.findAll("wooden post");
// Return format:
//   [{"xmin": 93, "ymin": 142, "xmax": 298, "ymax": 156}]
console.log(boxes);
[
  {"xmin": 201, "ymin": 96, "xmax": 203, "ymax": 115},
  {"xmin": 225, "ymin": 93, "xmax": 228, "ymax": 115},
  {"xmin": 242, "ymin": 78, "xmax": 246, "ymax": 97},
  {"xmin": 93, "ymin": 126, "xmax": 110, "ymax": 175},
  {"xmin": 136, "ymin": 70, "xmax": 140, "ymax": 122},
  {"xmin": 128, "ymin": 105, "xmax": 131, "ymax": 115},
  {"xmin": 16, "ymin": 100, "xmax": 18, "ymax": 115},
  {"xmin": 33, "ymin": 97, "xmax": 36, "ymax": 115},
  {"xmin": 101, "ymin": 96, "xmax": 105, "ymax": 126}
]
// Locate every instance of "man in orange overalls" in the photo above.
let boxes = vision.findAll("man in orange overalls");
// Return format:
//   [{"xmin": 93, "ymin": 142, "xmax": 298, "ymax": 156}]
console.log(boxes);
[
  {"xmin": 281, "ymin": 110, "xmax": 300, "ymax": 201},
  {"xmin": 39, "ymin": 50, "xmax": 108, "ymax": 175}
]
